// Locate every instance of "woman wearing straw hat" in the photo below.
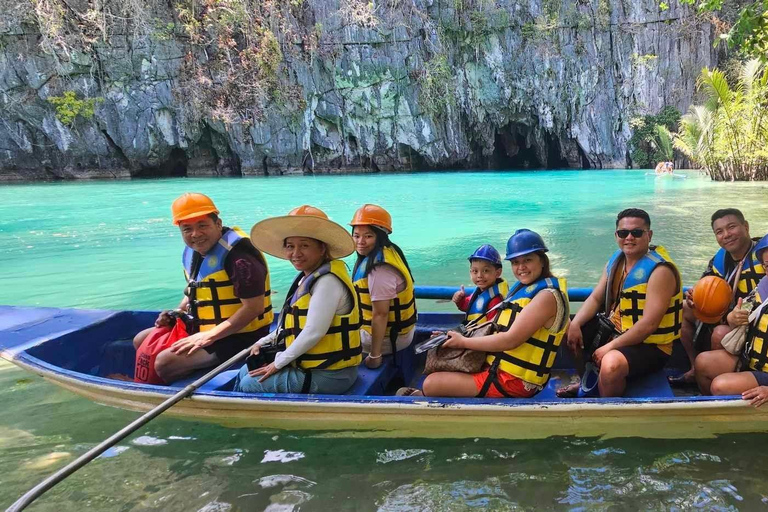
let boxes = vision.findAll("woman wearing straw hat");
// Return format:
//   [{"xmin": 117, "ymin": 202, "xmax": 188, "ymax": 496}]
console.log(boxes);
[
  {"xmin": 234, "ymin": 205, "xmax": 363, "ymax": 394},
  {"xmin": 350, "ymin": 204, "xmax": 417, "ymax": 369}
]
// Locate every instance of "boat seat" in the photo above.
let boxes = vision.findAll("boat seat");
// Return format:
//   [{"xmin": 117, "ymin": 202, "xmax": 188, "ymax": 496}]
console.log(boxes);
[{"xmin": 345, "ymin": 356, "xmax": 398, "ymax": 396}]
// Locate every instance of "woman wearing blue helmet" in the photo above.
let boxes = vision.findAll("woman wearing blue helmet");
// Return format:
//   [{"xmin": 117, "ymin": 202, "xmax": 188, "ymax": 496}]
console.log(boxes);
[{"xmin": 419, "ymin": 229, "xmax": 570, "ymax": 398}]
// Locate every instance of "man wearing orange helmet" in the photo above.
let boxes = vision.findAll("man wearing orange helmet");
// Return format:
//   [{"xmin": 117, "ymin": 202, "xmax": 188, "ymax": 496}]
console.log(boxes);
[
  {"xmin": 132, "ymin": 193, "xmax": 273, "ymax": 383},
  {"xmin": 673, "ymin": 208, "xmax": 765, "ymax": 386}
]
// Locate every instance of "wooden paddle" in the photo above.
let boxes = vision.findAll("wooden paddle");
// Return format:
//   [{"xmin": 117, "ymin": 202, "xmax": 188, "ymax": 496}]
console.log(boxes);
[{"xmin": 5, "ymin": 346, "xmax": 252, "ymax": 512}]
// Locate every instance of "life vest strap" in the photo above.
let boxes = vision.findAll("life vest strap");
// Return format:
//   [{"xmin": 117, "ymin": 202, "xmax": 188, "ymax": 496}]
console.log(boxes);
[
  {"xmin": 300, "ymin": 370, "xmax": 313, "ymax": 394},
  {"xmin": 476, "ymin": 359, "xmax": 516, "ymax": 398},
  {"xmin": 494, "ymin": 333, "xmax": 558, "ymax": 378}
]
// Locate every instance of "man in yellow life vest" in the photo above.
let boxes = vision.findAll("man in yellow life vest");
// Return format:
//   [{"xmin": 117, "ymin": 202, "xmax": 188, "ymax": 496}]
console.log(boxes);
[
  {"xmin": 561, "ymin": 208, "xmax": 683, "ymax": 397},
  {"xmin": 132, "ymin": 193, "xmax": 273, "ymax": 383},
  {"xmin": 673, "ymin": 208, "xmax": 765, "ymax": 385}
]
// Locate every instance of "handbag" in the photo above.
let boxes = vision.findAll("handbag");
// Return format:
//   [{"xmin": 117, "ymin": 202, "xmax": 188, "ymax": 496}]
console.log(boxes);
[
  {"xmin": 724, "ymin": 297, "xmax": 762, "ymax": 356},
  {"xmin": 721, "ymin": 325, "xmax": 747, "ymax": 355},
  {"xmin": 423, "ymin": 323, "xmax": 495, "ymax": 374}
]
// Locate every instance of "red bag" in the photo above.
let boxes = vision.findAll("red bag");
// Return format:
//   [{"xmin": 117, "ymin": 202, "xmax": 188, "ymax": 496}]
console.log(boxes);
[{"xmin": 134, "ymin": 318, "xmax": 189, "ymax": 384}]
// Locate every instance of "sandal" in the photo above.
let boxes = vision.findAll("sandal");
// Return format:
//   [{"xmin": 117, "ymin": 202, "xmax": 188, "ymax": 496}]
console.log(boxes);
[
  {"xmin": 668, "ymin": 372, "xmax": 697, "ymax": 388},
  {"xmin": 396, "ymin": 387, "xmax": 423, "ymax": 397}
]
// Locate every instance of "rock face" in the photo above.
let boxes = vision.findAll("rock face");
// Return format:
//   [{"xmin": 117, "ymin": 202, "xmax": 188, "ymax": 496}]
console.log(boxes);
[{"xmin": 0, "ymin": 0, "xmax": 717, "ymax": 179}]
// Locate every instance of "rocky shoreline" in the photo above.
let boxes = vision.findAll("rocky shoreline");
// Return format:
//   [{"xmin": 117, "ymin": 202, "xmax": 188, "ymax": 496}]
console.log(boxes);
[{"xmin": 0, "ymin": 0, "xmax": 717, "ymax": 180}]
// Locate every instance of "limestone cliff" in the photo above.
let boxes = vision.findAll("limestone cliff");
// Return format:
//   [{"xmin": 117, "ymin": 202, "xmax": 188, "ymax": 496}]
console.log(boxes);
[{"xmin": 0, "ymin": 0, "xmax": 717, "ymax": 179}]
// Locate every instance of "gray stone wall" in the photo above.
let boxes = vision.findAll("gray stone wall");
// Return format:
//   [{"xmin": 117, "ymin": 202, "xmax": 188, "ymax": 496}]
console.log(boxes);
[{"xmin": 0, "ymin": 0, "xmax": 717, "ymax": 179}]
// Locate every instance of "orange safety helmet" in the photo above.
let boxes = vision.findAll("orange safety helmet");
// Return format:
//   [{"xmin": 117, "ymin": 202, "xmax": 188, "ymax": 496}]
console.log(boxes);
[
  {"xmin": 171, "ymin": 193, "xmax": 219, "ymax": 225},
  {"xmin": 692, "ymin": 275, "xmax": 732, "ymax": 324},
  {"xmin": 289, "ymin": 205, "xmax": 329, "ymax": 219},
  {"xmin": 349, "ymin": 204, "xmax": 393, "ymax": 234}
]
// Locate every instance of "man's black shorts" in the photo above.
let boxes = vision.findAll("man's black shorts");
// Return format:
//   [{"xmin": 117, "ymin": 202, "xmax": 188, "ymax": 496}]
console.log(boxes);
[
  {"xmin": 203, "ymin": 325, "xmax": 271, "ymax": 362},
  {"xmin": 615, "ymin": 344, "xmax": 670, "ymax": 379}
]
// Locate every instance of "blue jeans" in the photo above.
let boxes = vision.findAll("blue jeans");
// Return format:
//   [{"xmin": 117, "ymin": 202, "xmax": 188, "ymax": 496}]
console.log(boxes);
[{"xmin": 234, "ymin": 364, "xmax": 358, "ymax": 394}]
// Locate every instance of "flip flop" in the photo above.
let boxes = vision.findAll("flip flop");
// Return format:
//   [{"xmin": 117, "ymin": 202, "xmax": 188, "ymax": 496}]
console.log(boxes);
[
  {"xmin": 667, "ymin": 373, "xmax": 696, "ymax": 388},
  {"xmin": 396, "ymin": 387, "xmax": 423, "ymax": 397}
]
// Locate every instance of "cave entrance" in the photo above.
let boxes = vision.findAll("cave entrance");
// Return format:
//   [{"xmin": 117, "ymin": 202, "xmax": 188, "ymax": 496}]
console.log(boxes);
[
  {"xmin": 492, "ymin": 131, "xmax": 541, "ymax": 169},
  {"xmin": 491, "ymin": 125, "xmax": 572, "ymax": 170},
  {"xmin": 136, "ymin": 148, "xmax": 188, "ymax": 178},
  {"xmin": 162, "ymin": 148, "xmax": 188, "ymax": 177}
]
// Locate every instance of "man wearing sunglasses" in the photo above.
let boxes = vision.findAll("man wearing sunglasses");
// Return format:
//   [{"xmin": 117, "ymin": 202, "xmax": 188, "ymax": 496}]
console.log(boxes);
[
  {"xmin": 672, "ymin": 208, "xmax": 765, "ymax": 386},
  {"xmin": 559, "ymin": 208, "xmax": 683, "ymax": 397}
]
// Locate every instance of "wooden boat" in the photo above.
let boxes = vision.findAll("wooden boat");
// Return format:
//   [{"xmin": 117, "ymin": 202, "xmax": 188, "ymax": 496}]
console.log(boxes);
[{"xmin": 1, "ymin": 286, "xmax": 766, "ymax": 440}]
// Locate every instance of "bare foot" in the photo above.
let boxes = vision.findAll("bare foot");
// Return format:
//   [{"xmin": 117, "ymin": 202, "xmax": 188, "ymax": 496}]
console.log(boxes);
[
  {"xmin": 556, "ymin": 381, "xmax": 581, "ymax": 398},
  {"xmin": 396, "ymin": 387, "xmax": 423, "ymax": 396}
]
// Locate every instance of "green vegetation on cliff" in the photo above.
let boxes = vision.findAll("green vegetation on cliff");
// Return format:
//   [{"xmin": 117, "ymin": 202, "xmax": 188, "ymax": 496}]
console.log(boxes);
[
  {"xmin": 675, "ymin": 58, "xmax": 768, "ymax": 181},
  {"xmin": 628, "ymin": 107, "xmax": 680, "ymax": 169}
]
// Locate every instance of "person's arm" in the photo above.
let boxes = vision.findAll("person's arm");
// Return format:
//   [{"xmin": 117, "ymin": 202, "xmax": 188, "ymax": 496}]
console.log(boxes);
[
  {"xmin": 566, "ymin": 268, "xmax": 608, "ymax": 350},
  {"xmin": 369, "ymin": 300, "xmax": 390, "ymax": 359},
  {"xmin": 365, "ymin": 266, "xmax": 401, "ymax": 366},
  {"xmin": 155, "ymin": 296, "xmax": 190, "ymax": 328},
  {"xmin": 598, "ymin": 265, "xmax": 677, "ymax": 352},
  {"xmin": 444, "ymin": 290, "xmax": 557, "ymax": 352},
  {"xmin": 171, "ymin": 296, "xmax": 265, "ymax": 355}
]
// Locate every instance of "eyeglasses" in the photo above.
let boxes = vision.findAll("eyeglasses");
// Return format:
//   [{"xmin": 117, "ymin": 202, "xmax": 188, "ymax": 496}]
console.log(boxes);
[{"xmin": 615, "ymin": 229, "xmax": 647, "ymax": 239}]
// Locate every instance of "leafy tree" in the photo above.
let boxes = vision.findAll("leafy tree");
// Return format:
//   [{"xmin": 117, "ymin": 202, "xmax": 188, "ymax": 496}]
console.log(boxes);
[
  {"xmin": 675, "ymin": 58, "xmax": 768, "ymax": 180},
  {"xmin": 628, "ymin": 106, "xmax": 681, "ymax": 168},
  {"xmin": 682, "ymin": 0, "xmax": 768, "ymax": 60}
]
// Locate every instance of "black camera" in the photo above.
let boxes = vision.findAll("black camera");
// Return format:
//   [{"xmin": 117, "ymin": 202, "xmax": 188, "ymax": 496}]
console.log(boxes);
[
  {"xmin": 245, "ymin": 342, "xmax": 286, "ymax": 371},
  {"xmin": 589, "ymin": 312, "xmax": 621, "ymax": 352}
]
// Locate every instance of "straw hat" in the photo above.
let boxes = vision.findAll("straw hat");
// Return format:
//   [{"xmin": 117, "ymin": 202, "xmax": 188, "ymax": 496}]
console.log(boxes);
[{"xmin": 250, "ymin": 205, "xmax": 355, "ymax": 260}]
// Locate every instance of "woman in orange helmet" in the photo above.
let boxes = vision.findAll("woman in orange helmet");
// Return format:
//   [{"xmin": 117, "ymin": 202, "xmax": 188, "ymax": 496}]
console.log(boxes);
[{"xmin": 350, "ymin": 204, "xmax": 417, "ymax": 369}]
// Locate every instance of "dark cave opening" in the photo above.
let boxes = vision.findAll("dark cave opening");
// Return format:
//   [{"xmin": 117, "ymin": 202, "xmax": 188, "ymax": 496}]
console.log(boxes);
[
  {"xmin": 490, "ymin": 125, "xmax": 574, "ymax": 170},
  {"xmin": 137, "ymin": 148, "xmax": 188, "ymax": 178},
  {"xmin": 491, "ymin": 130, "xmax": 541, "ymax": 169}
]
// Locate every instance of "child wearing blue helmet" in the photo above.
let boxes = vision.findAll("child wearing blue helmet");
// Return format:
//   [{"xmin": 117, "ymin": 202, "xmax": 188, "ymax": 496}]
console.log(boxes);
[{"xmin": 452, "ymin": 244, "xmax": 509, "ymax": 323}]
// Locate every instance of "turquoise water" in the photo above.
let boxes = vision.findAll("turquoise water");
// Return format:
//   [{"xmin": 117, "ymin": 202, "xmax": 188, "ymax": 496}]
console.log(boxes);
[{"xmin": 3, "ymin": 170, "xmax": 768, "ymax": 510}]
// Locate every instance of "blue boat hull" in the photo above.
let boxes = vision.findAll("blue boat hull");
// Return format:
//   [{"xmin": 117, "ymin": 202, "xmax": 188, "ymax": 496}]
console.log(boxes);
[{"xmin": 1, "ymin": 300, "xmax": 765, "ymax": 439}]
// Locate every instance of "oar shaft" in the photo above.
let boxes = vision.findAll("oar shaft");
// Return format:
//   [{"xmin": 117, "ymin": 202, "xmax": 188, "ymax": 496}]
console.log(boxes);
[{"xmin": 6, "ymin": 346, "xmax": 251, "ymax": 512}]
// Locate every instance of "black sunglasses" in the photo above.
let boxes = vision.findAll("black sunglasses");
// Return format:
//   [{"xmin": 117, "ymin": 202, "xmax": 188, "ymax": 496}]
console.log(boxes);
[{"xmin": 615, "ymin": 229, "xmax": 647, "ymax": 239}]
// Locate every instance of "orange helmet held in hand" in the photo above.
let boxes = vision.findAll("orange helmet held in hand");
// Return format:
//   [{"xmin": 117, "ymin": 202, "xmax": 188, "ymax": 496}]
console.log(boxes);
[
  {"xmin": 692, "ymin": 275, "xmax": 732, "ymax": 324},
  {"xmin": 349, "ymin": 204, "xmax": 393, "ymax": 234},
  {"xmin": 171, "ymin": 193, "xmax": 219, "ymax": 225}
]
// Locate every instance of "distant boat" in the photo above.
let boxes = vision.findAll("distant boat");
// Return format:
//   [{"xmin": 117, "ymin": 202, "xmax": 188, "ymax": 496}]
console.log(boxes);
[
  {"xmin": 1, "ymin": 286, "xmax": 764, "ymax": 440},
  {"xmin": 645, "ymin": 172, "xmax": 687, "ymax": 179}
]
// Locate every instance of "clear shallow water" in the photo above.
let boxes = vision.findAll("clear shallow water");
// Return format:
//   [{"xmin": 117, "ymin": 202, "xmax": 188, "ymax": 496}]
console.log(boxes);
[{"xmin": 3, "ymin": 170, "xmax": 768, "ymax": 510}]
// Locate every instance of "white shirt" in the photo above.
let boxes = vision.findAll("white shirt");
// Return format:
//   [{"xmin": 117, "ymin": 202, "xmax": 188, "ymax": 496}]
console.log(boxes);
[{"xmin": 256, "ymin": 274, "xmax": 354, "ymax": 369}]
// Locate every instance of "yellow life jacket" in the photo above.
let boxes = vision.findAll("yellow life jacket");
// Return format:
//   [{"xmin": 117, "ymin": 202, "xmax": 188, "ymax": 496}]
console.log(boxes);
[
  {"xmin": 280, "ymin": 260, "xmax": 362, "ymax": 370},
  {"xmin": 747, "ymin": 288, "xmax": 768, "ymax": 373},
  {"xmin": 604, "ymin": 245, "xmax": 683, "ymax": 345},
  {"xmin": 183, "ymin": 226, "xmax": 273, "ymax": 334},
  {"xmin": 352, "ymin": 246, "xmax": 417, "ymax": 349},
  {"xmin": 465, "ymin": 278, "xmax": 510, "ymax": 324},
  {"xmin": 710, "ymin": 240, "xmax": 766, "ymax": 301},
  {"xmin": 484, "ymin": 277, "xmax": 569, "ymax": 388}
]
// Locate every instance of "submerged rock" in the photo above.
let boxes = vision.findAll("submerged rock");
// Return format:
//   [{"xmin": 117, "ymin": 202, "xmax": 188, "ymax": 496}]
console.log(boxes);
[{"xmin": 0, "ymin": 0, "xmax": 717, "ymax": 179}]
